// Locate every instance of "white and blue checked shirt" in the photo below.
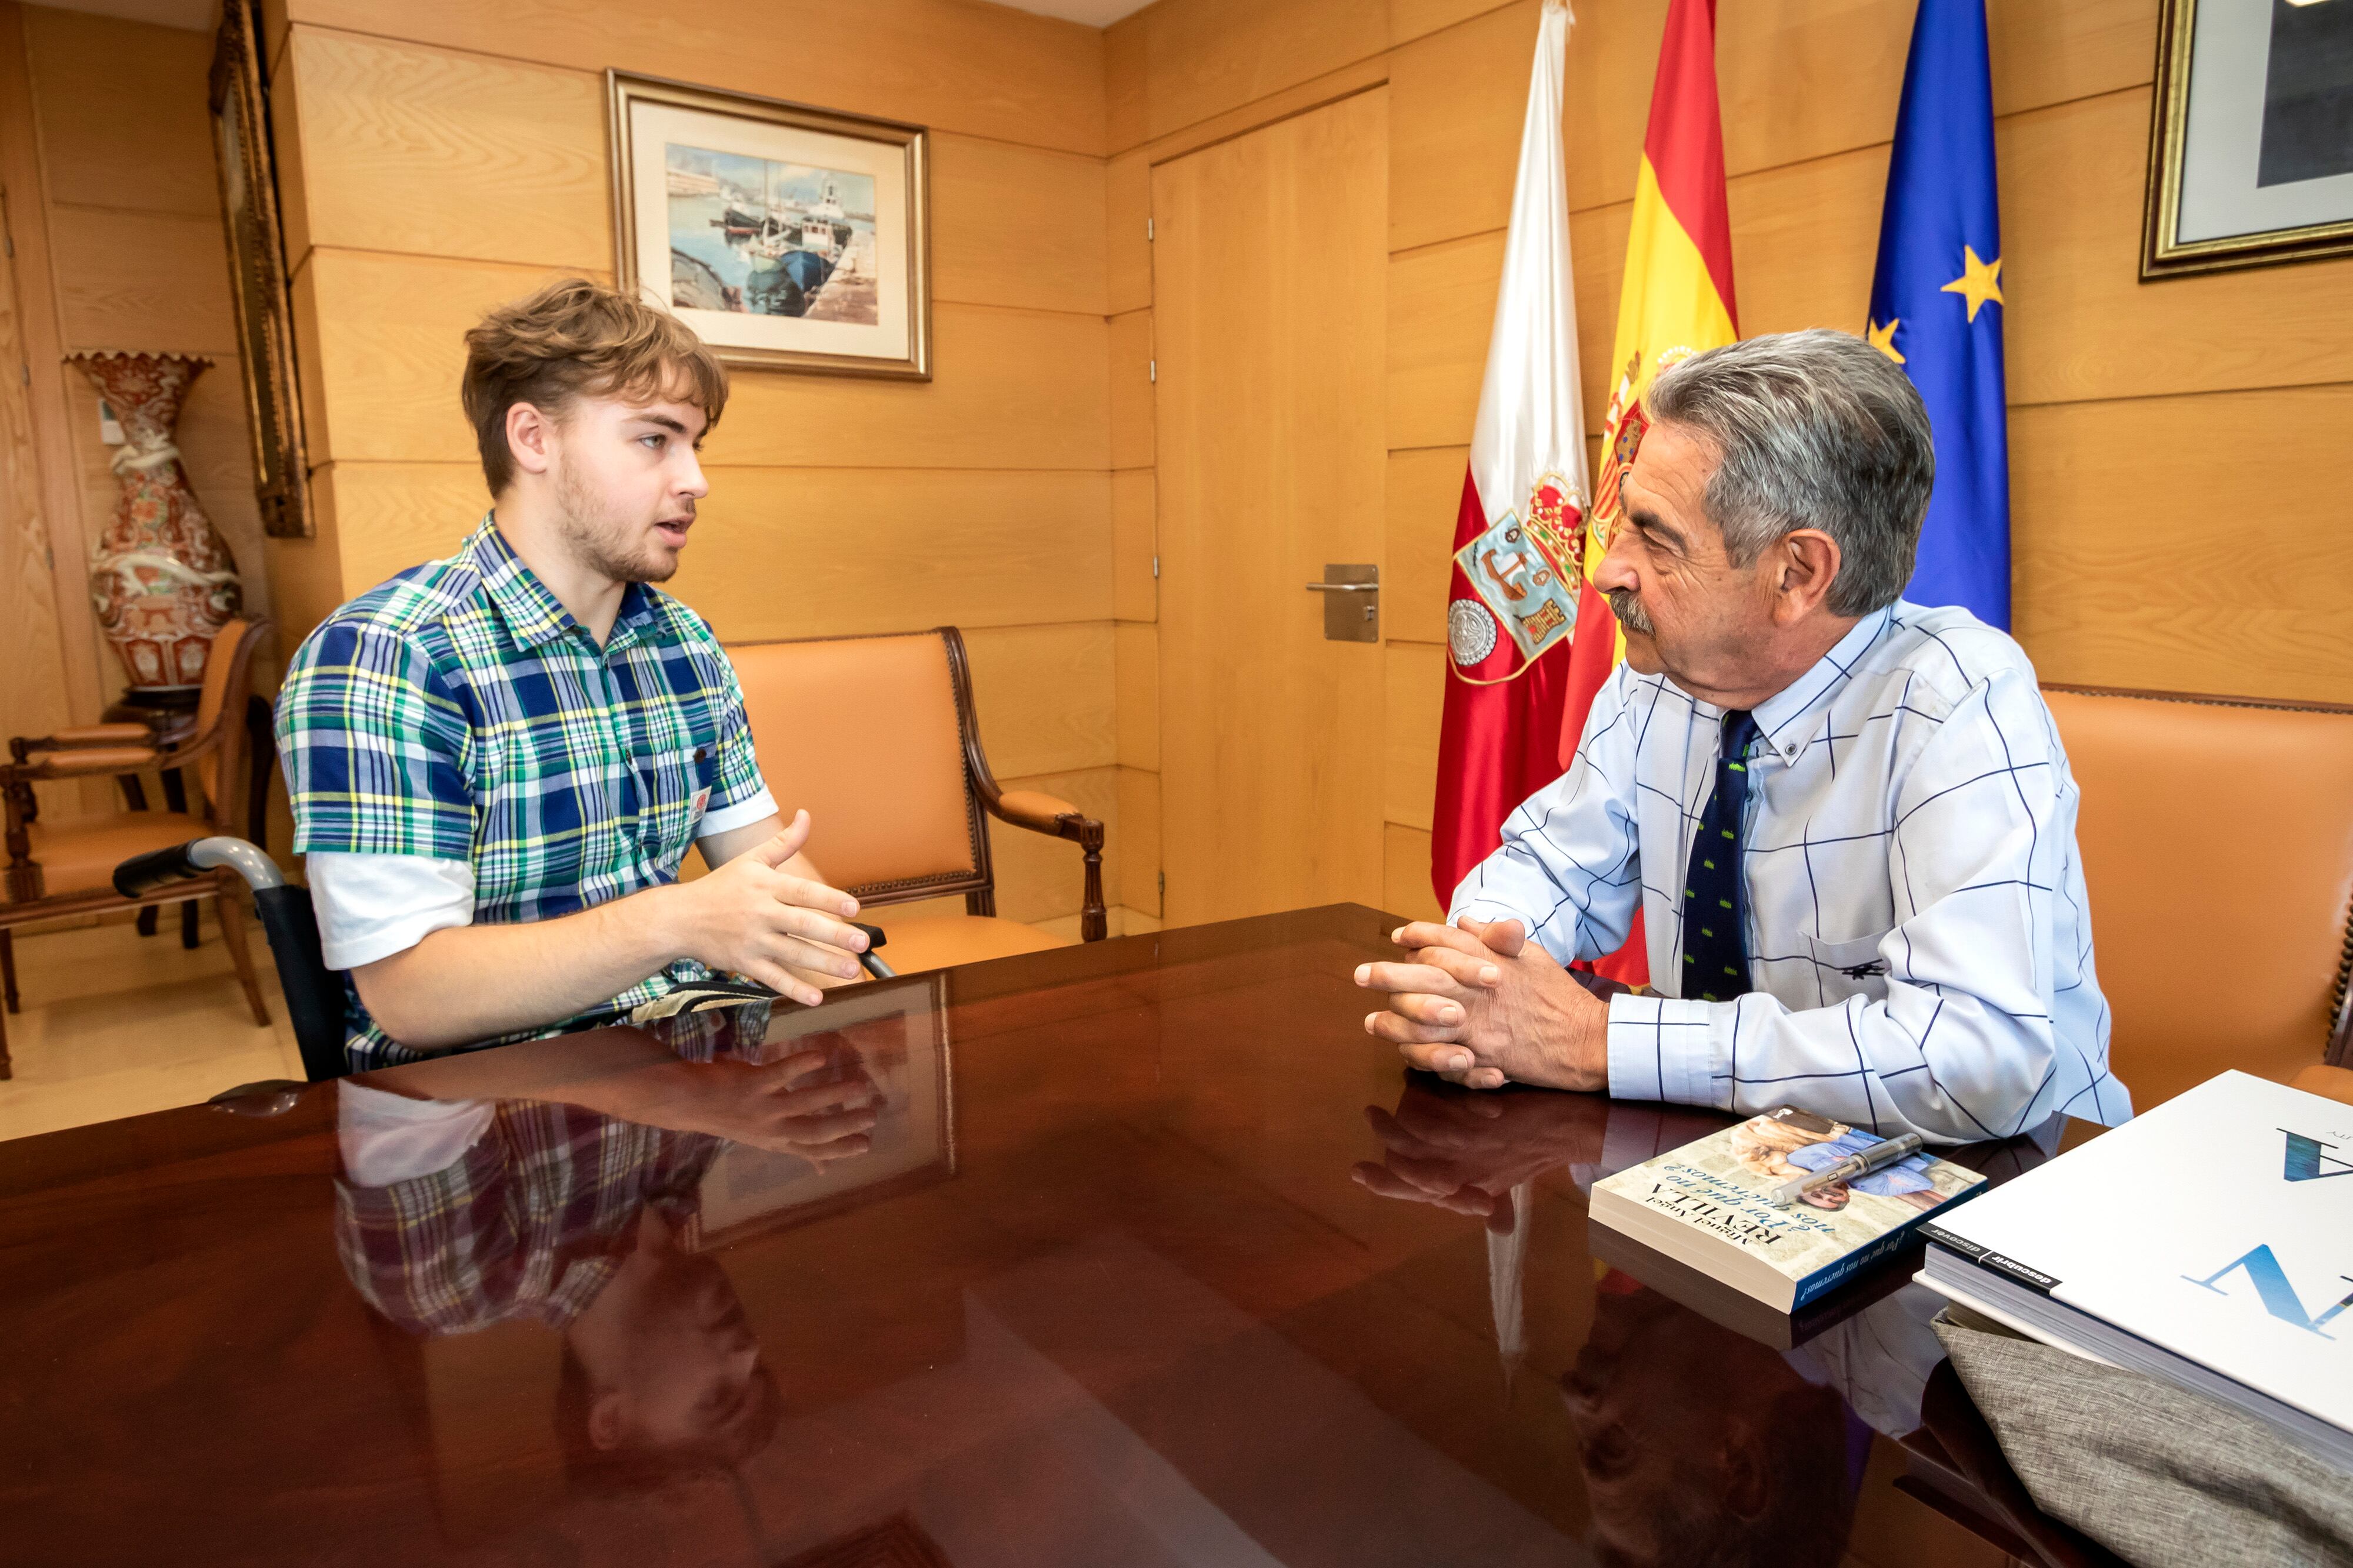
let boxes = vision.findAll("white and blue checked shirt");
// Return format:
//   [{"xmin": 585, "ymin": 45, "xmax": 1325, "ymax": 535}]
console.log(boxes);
[{"xmin": 1452, "ymin": 601, "xmax": 2131, "ymax": 1144}]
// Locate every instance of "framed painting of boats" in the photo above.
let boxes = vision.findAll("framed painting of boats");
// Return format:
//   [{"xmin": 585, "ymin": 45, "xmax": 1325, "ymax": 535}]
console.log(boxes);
[{"xmin": 608, "ymin": 72, "xmax": 931, "ymax": 379}]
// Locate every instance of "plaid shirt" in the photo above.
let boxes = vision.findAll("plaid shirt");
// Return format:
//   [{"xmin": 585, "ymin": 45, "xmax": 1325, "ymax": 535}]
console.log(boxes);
[
  {"xmin": 276, "ymin": 516, "xmax": 771, "ymax": 1069},
  {"xmin": 335, "ymin": 1096, "xmax": 722, "ymax": 1336}
]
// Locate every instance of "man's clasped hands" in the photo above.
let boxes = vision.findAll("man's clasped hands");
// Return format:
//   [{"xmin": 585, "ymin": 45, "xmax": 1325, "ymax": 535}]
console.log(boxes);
[{"xmin": 1352, "ymin": 916, "xmax": 1615, "ymax": 1094}]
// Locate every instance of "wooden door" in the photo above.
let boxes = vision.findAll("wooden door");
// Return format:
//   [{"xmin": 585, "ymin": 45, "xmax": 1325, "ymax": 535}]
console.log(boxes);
[{"xmin": 1154, "ymin": 89, "xmax": 1388, "ymax": 926}]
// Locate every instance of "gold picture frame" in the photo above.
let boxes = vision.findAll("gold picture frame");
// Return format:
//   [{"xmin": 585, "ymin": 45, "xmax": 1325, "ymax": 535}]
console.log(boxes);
[
  {"xmin": 608, "ymin": 71, "xmax": 932, "ymax": 379},
  {"xmin": 208, "ymin": 0, "xmax": 312, "ymax": 538},
  {"xmin": 2144, "ymin": 0, "xmax": 2353, "ymax": 279}
]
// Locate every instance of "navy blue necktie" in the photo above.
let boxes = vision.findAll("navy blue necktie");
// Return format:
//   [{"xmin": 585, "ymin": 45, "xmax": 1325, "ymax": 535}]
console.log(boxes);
[{"xmin": 1682, "ymin": 710, "xmax": 1759, "ymax": 1003}]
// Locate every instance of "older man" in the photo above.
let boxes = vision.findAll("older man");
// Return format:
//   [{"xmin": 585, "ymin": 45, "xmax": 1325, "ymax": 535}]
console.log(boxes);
[{"xmin": 1358, "ymin": 329, "xmax": 2129, "ymax": 1143}]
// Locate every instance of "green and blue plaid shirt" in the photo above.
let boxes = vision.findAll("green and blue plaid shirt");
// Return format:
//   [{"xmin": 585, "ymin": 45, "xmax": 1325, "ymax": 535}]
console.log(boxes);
[{"xmin": 276, "ymin": 516, "xmax": 771, "ymax": 1070}]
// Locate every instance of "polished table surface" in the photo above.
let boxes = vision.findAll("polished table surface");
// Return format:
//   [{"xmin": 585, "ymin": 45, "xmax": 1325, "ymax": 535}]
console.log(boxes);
[{"xmin": 0, "ymin": 905, "xmax": 2123, "ymax": 1567}]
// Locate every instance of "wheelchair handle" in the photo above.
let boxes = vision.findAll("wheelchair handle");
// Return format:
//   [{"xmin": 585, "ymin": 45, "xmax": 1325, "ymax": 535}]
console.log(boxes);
[{"xmin": 114, "ymin": 836, "xmax": 285, "ymax": 899}]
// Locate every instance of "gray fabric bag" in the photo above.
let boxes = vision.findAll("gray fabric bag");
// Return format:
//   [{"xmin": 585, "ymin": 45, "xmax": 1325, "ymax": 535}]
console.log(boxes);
[{"xmin": 1932, "ymin": 1306, "xmax": 2353, "ymax": 1568}]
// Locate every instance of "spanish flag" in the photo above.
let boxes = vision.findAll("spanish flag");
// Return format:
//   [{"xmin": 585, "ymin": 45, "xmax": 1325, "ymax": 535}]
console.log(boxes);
[{"xmin": 1561, "ymin": 0, "xmax": 1738, "ymax": 983}]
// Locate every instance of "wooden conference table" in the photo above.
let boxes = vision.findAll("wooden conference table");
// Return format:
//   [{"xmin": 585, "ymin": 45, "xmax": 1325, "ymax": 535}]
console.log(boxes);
[{"xmin": 0, "ymin": 905, "xmax": 2123, "ymax": 1567}]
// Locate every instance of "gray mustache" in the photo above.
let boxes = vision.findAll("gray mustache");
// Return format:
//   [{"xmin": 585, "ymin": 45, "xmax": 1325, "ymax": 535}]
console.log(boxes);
[{"xmin": 1607, "ymin": 589, "xmax": 1654, "ymax": 636}]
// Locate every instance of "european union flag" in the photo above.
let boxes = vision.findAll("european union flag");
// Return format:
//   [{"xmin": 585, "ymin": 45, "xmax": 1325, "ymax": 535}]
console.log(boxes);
[{"xmin": 1868, "ymin": 0, "xmax": 2010, "ymax": 629}]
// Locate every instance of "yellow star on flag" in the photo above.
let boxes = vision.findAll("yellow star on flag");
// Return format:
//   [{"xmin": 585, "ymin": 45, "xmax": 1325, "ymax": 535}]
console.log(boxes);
[
  {"xmin": 1865, "ymin": 318, "xmax": 1904, "ymax": 363},
  {"xmin": 1941, "ymin": 246, "xmax": 2004, "ymax": 322}
]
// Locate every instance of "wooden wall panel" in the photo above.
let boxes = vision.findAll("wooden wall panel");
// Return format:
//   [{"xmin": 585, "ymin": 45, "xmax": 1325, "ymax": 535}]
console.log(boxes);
[
  {"xmin": 1105, "ymin": 151, "xmax": 1152, "ymax": 315},
  {"xmin": 2011, "ymin": 386, "xmax": 2353, "ymax": 706},
  {"xmin": 1382, "ymin": 822, "xmax": 1443, "ymax": 922},
  {"xmin": 1388, "ymin": 0, "xmax": 1532, "ymax": 254},
  {"xmin": 1112, "ymin": 467, "xmax": 1156, "ymax": 622},
  {"xmin": 22, "ymin": 8, "xmax": 216, "ymax": 219},
  {"xmin": 1984, "ymin": 0, "xmax": 2155, "ymax": 115},
  {"xmin": 281, "ymin": 0, "xmax": 1106, "ymax": 156},
  {"xmin": 48, "ymin": 209, "xmax": 239, "ymax": 353},
  {"xmin": 297, "ymin": 248, "xmax": 1107, "ymax": 470},
  {"xmin": 1722, "ymin": 143, "xmax": 1886, "ymax": 339},
  {"xmin": 1132, "ymin": 0, "xmax": 1385, "ymax": 144},
  {"xmin": 1116, "ymin": 765, "xmax": 1160, "ymax": 915},
  {"xmin": 961, "ymin": 621, "xmax": 1118, "ymax": 779},
  {"xmin": 1385, "ymin": 444, "xmax": 1463, "ymax": 646},
  {"xmin": 625, "ymin": 468, "xmax": 1113, "ymax": 639},
  {"xmin": 1389, "ymin": 0, "xmax": 1515, "ymax": 51},
  {"xmin": 1105, "ymin": 12, "xmax": 1147, "ymax": 154},
  {"xmin": 1109, "ymin": 308, "xmax": 1154, "ymax": 469},
  {"xmin": 1384, "ymin": 639, "xmax": 1443, "ymax": 832},
  {"xmin": 2001, "ymin": 89, "xmax": 2353, "ymax": 406},
  {"xmin": 1115, "ymin": 622, "xmax": 1157, "ymax": 771},
  {"xmin": 932, "ymin": 134, "xmax": 1106, "ymax": 315},
  {"xmin": 280, "ymin": 29, "xmax": 608, "ymax": 272},
  {"xmin": 1387, "ymin": 228, "xmax": 1502, "ymax": 452}
]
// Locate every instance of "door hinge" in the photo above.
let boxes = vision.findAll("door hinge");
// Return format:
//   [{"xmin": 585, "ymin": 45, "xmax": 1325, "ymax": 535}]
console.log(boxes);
[
  {"xmin": 1151, "ymin": 554, "xmax": 1159, "ymax": 578},
  {"xmin": 1157, "ymin": 870, "xmax": 1165, "ymax": 899},
  {"xmin": 18, "ymin": 362, "xmax": 27, "ymax": 385},
  {"xmin": 1146, "ymin": 218, "xmax": 1154, "ymax": 241},
  {"xmin": 1148, "ymin": 359, "xmax": 1156, "ymax": 383}
]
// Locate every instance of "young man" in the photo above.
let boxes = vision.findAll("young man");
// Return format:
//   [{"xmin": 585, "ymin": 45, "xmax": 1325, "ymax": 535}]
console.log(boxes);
[{"xmin": 278, "ymin": 278, "xmax": 869, "ymax": 1070}]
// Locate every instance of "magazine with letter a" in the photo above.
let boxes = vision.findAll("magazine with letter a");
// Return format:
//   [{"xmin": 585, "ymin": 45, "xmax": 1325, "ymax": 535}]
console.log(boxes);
[
  {"xmin": 1917, "ymin": 1070, "xmax": 2353, "ymax": 1472},
  {"xmin": 1590, "ymin": 1106, "xmax": 1987, "ymax": 1311}
]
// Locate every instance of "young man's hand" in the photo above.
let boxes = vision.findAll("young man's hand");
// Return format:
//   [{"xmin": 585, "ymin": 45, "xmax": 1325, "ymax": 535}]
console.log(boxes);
[{"xmin": 663, "ymin": 809, "xmax": 869, "ymax": 1006}]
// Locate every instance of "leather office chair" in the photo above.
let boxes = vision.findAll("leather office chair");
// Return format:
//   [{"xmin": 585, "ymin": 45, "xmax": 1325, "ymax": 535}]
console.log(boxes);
[
  {"xmin": 2044, "ymin": 683, "xmax": 2353, "ymax": 1112},
  {"xmin": 725, "ymin": 628, "xmax": 1106, "ymax": 977},
  {"xmin": 0, "ymin": 619, "xmax": 274, "ymax": 1079}
]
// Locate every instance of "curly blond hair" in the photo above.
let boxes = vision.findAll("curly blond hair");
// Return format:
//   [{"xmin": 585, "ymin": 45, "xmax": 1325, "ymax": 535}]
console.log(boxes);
[{"xmin": 461, "ymin": 278, "xmax": 729, "ymax": 494}]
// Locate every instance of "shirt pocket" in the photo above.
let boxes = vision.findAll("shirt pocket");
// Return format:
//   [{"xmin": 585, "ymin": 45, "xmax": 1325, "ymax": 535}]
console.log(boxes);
[
  {"xmin": 1803, "ymin": 928, "xmax": 1893, "ymax": 1007},
  {"xmin": 635, "ymin": 741, "xmax": 719, "ymax": 869}
]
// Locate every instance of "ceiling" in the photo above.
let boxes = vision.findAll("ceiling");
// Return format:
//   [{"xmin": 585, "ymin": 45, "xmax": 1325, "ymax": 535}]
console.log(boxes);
[{"xmin": 990, "ymin": 0, "xmax": 1150, "ymax": 23}]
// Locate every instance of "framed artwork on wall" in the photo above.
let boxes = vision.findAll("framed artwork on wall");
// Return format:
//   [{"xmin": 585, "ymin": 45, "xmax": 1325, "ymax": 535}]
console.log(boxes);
[
  {"xmin": 208, "ymin": 0, "xmax": 312, "ymax": 538},
  {"xmin": 2144, "ymin": 0, "xmax": 2353, "ymax": 278},
  {"xmin": 608, "ymin": 71, "xmax": 932, "ymax": 378}
]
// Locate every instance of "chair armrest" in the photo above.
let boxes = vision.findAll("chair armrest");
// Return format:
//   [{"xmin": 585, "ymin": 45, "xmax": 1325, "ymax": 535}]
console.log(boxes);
[
  {"xmin": 11, "ymin": 746, "xmax": 160, "ymax": 779},
  {"xmin": 31, "ymin": 723, "xmax": 154, "ymax": 748},
  {"xmin": 991, "ymin": 789, "xmax": 1090, "ymax": 836}
]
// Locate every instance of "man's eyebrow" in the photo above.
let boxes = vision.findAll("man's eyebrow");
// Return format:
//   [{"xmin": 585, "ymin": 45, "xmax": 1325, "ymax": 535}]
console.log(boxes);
[
  {"xmin": 631, "ymin": 411, "xmax": 693, "ymax": 436},
  {"xmin": 1623, "ymin": 495, "xmax": 1686, "ymax": 555}
]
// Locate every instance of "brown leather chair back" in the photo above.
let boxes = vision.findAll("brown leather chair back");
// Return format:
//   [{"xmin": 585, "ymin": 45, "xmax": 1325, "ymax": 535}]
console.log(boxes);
[
  {"xmin": 2045, "ymin": 685, "xmax": 2353, "ymax": 1110},
  {"xmin": 726, "ymin": 630, "xmax": 991, "ymax": 903},
  {"xmin": 192, "ymin": 618, "xmax": 264, "ymax": 825}
]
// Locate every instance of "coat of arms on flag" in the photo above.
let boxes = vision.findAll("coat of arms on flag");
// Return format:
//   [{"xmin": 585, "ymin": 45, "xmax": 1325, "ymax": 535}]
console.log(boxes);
[{"xmin": 1451, "ymin": 473, "xmax": 1585, "ymax": 670}]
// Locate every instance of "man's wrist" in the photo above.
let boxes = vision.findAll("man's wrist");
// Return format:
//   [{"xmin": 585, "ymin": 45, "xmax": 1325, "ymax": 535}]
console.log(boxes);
[{"xmin": 622, "ymin": 880, "xmax": 702, "ymax": 973}]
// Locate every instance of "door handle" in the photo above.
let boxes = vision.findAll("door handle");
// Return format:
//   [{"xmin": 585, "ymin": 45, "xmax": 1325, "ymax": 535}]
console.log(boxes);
[
  {"xmin": 1308, "ymin": 564, "xmax": 1378, "ymax": 641},
  {"xmin": 1302, "ymin": 582, "xmax": 1378, "ymax": 592}
]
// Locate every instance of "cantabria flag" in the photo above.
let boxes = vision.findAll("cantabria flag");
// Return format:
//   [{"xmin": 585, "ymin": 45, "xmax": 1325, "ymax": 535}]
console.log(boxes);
[
  {"xmin": 1429, "ymin": 1, "xmax": 1591, "ymax": 910},
  {"xmin": 1560, "ymin": 0, "xmax": 1739, "ymax": 983}
]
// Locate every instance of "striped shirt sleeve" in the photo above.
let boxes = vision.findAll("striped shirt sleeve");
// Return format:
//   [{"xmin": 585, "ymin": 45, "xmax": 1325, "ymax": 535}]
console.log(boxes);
[{"xmin": 276, "ymin": 616, "xmax": 475, "ymax": 859}]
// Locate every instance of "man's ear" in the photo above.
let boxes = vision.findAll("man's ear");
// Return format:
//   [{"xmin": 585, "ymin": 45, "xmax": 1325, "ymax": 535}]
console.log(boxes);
[
  {"xmin": 505, "ymin": 401, "xmax": 558, "ymax": 482},
  {"xmin": 1771, "ymin": 528, "xmax": 1842, "ymax": 622},
  {"xmin": 586, "ymin": 1389, "xmax": 628, "ymax": 1452},
  {"xmin": 1715, "ymin": 1417, "xmax": 1773, "ymax": 1523}
]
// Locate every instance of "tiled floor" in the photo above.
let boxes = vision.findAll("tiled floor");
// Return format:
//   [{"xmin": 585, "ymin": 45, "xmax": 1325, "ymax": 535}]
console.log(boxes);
[{"xmin": 0, "ymin": 907, "xmax": 303, "ymax": 1143}]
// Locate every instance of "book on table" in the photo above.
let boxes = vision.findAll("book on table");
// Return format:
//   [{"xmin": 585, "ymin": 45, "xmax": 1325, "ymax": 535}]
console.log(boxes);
[
  {"xmin": 1915, "ymin": 1069, "xmax": 2353, "ymax": 1473},
  {"xmin": 1588, "ymin": 1105, "xmax": 1988, "ymax": 1313}
]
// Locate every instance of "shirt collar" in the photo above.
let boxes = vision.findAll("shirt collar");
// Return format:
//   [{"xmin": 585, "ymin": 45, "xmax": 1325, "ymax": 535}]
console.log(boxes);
[
  {"xmin": 1736, "ymin": 606, "xmax": 1894, "ymax": 766},
  {"xmin": 468, "ymin": 514, "xmax": 665, "ymax": 653}
]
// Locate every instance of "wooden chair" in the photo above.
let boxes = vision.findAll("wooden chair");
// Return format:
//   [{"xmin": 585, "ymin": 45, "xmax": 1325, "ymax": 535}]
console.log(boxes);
[
  {"xmin": 2043, "ymin": 683, "xmax": 2353, "ymax": 1113},
  {"xmin": 0, "ymin": 619, "xmax": 273, "ymax": 1079},
  {"xmin": 724, "ymin": 628, "xmax": 1106, "ymax": 977}
]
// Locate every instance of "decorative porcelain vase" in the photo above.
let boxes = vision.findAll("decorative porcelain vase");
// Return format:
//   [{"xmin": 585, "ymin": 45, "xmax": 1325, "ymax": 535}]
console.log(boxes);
[{"xmin": 70, "ymin": 352, "xmax": 243, "ymax": 691}]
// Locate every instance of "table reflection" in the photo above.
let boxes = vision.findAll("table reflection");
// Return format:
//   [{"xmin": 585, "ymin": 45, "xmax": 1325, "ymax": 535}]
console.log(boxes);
[
  {"xmin": 332, "ymin": 987, "xmax": 947, "ymax": 1502},
  {"xmin": 1352, "ymin": 1074, "xmax": 2073, "ymax": 1568}
]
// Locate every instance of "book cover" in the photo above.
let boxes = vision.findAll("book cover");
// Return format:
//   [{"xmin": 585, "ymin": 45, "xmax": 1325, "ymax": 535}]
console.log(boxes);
[
  {"xmin": 1591, "ymin": 1106, "xmax": 1988, "ymax": 1310},
  {"xmin": 1918, "ymin": 1069, "xmax": 2353, "ymax": 1443}
]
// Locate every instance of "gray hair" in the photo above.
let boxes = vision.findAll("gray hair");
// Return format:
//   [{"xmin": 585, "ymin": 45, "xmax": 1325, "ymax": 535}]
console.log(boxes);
[{"xmin": 1644, "ymin": 329, "xmax": 1935, "ymax": 617}]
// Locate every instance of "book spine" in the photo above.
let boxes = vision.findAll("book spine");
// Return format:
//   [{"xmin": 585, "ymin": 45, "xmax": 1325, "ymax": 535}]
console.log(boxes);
[
  {"xmin": 1921, "ymin": 1226, "xmax": 2062, "ymax": 1295},
  {"xmin": 1792, "ymin": 1222, "xmax": 1919, "ymax": 1307}
]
